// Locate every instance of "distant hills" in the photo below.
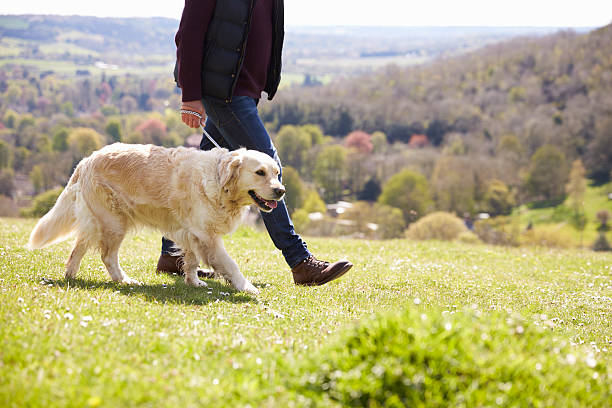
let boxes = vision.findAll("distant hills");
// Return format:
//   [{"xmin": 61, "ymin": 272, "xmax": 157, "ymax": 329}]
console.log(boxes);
[{"xmin": 0, "ymin": 14, "xmax": 580, "ymax": 81}]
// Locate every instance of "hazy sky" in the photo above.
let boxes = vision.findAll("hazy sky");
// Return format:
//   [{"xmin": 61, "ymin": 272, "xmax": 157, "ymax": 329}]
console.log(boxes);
[{"xmin": 1, "ymin": 1, "xmax": 612, "ymax": 27}]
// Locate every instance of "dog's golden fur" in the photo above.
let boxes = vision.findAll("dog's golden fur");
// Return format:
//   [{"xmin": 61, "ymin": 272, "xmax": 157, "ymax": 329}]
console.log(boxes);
[{"xmin": 28, "ymin": 143, "xmax": 285, "ymax": 294}]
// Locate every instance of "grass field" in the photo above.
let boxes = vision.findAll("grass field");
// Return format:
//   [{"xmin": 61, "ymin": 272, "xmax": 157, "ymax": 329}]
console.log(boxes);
[
  {"xmin": 1, "ymin": 217, "xmax": 610, "ymax": 406},
  {"xmin": 515, "ymin": 182, "xmax": 612, "ymax": 245}
]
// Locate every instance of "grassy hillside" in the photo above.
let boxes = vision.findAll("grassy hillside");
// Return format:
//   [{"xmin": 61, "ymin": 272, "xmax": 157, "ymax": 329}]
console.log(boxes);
[
  {"xmin": 515, "ymin": 182, "xmax": 612, "ymax": 245},
  {"xmin": 1, "ymin": 218, "xmax": 610, "ymax": 406}
]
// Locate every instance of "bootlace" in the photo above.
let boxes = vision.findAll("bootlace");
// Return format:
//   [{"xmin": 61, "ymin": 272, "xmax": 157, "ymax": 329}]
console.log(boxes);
[{"xmin": 306, "ymin": 256, "xmax": 329, "ymax": 268}]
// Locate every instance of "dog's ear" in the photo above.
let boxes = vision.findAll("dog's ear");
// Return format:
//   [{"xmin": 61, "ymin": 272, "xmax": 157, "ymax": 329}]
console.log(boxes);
[{"xmin": 218, "ymin": 150, "xmax": 243, "ymax": 189}]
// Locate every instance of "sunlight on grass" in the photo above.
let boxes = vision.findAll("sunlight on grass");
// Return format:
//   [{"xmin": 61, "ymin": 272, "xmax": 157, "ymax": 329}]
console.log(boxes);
[{"xmin": 0, "ymin": 218, "xmax": 610, "ymax": 406}]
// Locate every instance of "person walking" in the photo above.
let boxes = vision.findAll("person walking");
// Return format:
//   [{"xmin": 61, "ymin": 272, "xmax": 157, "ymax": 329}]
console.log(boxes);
[{"xmin": 157, "ymin": 0, "xmax": 353, "ymax": 286}]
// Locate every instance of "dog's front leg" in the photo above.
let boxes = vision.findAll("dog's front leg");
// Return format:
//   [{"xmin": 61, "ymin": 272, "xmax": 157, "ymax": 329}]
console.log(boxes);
[{"xmin": 203, "ymin": 237, "xmax": 259, "ymax": 295}]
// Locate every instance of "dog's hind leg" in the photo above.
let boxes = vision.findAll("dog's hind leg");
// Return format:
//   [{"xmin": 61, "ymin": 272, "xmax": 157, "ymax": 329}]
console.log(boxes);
[
  {"xmin": 65, "ymin": 235, "xmax": 90, "ymax": 279},
  {"xmin": 182, "ymin": 249, "xmax": 207, "ymax": 287},
  {"xmin": 100, "ymin": 229, "xmax": 140, "ymax": 285}
]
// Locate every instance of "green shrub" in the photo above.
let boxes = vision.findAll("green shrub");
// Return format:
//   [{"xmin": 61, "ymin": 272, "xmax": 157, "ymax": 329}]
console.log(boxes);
[
  {"xmin": 20, "ymin": 188, "xmax": 63, "ymax": 218},
  {"xmin": 474, "ymin": 216, "xmax": 521, "ymax": 246},
  {"xmin": 456, "ymin": 230, "xmax": 481, "ymax": 244},
  {"xmin": 293, "ymin": 309, "xmax": 609, "ymax": 407},
  {"xmin": 405, "ymin": 211, "xmax": 467, "ymax": 241},
  {"xmin": 592, "ymin": 233, "xmax": 611, "ymax": 252},
  {"xmin": 520, "ymin": 224, "xmax": 578, "ymax": 248}
]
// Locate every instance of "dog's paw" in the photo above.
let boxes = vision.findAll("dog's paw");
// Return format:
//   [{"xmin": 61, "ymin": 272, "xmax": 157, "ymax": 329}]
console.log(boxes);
[
  {"xmin": 185, "ymin": 277, "xmax": 208, "ymax": 288},
  {"xmin": 237, "ymin": 281, "xmax": 259, "ymax": 295},
  {"xmin": 121, "ymin": 277, "xmax": 142, "ymax": 285}
]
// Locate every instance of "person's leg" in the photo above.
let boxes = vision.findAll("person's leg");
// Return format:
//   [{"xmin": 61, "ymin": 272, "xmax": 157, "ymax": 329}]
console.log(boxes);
[{"xmin": 202, "ymin": 96, "xmax": 310, "ymax": 268}]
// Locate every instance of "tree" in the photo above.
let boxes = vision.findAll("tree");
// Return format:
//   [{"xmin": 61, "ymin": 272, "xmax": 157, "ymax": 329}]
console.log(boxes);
[
  {"xmin": 431, "ymin": 156, "xmax": 476, "ymax": 215},
  {"xmin": 0, "ymin": 140, "xmax": 12, "ymax": 169},
  {"xmin": 565, "ymin": 159, "xmax": 588, "ymax": 245},
  {"xmin": 135, "ymin": 118, "xmax": 170, "ymax": 146},
  {"xmin": 370, "ymin": 131, "xmax": 388, "ymax": 153},
  {"xmin": 344, "ymin": 130, "xmax": 373, "ymax": 154},
  {"xmin": 0, "ymin": 169, "xmax": 15, "ymax": 197},
  {"xmin": 105, "ymin": 119, "xmax": 122, "ymax": 143},
  {"xmin": 524, "ymin": 145, "xmax": 569, "ymax": 204},
  {"xmin": 281, "ymin": 166, "xmax": 305, "ymax": 215},
  {"xmin": 301, "ymin": 189, "xmax": 326, "ymax": 214},
  {"xmin": 276, "ymin": 125, "xmax": 311, "ymax": 173},
  {"xmin": 52, "ymin": 127, "xmax": 69, "ymax": 151},
  {"xmin": 378, "ymin": 169, "xmax": 433, "ymax": 223},
  {"xmin": 485, "ymin": 180, "xmax": 516, "ymax": 216},
  {"xmin": 585, "ymin": 118, "xmax": 612, "ymax": 184},
  {"xmin": 313, "ymin": 145, "xmax": 347, "ymax": 203},
  {"xmin": 358, "ymin": 178, "xmax": 382, "ymax": 202},
  {"xmin": 67, "ymin": 127, "xmax": 104, "ymax": 159}
]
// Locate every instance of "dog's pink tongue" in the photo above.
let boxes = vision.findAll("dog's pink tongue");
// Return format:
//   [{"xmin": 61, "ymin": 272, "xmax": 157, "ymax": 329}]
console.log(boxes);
[{"xmin": 266, "ymin": 200, "xmax": 278, "ymax": 209}]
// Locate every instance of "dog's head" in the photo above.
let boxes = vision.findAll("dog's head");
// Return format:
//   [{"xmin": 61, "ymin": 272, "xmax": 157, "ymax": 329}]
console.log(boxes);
[{"xmin": 218, "ymin": 149, "xmax": 285, "ymax": 212}]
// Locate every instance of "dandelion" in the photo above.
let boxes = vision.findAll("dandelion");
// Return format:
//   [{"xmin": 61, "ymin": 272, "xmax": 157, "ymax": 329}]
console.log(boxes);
[
  {"xmin": 413, "ymin": 297, "xmax": 421, "ymax": 305},
  {"xmin": 64, "ymin": 312, "xmax": 74, "ymax": 320},
  {"xmin": 212, "ymin": 378, "xmax": 219, "ymax": 385}
]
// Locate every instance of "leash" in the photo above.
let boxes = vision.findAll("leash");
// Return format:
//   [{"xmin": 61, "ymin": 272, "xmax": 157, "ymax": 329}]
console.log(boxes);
[{"xmin": 180, "ymin": 109, "xmax": 221, "ymax": 149}]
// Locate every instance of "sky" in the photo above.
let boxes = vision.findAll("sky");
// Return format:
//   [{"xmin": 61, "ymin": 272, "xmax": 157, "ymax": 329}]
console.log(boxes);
[{"xmin": 1, "ymin": 1, "xmax": 612, "ymax": 27}]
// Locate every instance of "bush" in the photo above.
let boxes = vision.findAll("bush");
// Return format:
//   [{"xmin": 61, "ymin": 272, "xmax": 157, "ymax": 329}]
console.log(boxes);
[
  {"xmin": 405, "ymin": 211, "xmax": 468, "ymax": 241},
  {"xmin": 474, "ymin": 216, "xmax": 521, "ymax": 246},
  {"xmin": 0, "ymin": 195, "xmax": 18, "ymax": 217},
  {"xmin": 20, "ymin": 188, "xmax": 63, "ymax": 218},
  {"xmin": 520, "ymin": 224, "xmax": 578, "ymax": 249},
  {"xmin": 293, "ymin": 309, "xmax": 609, "ymax": 407},
  {"xmin": 337, "ymin": 201, "xmax": 405, "ymax": 239},
  {"xmin": 592, "ymin": 233, "xmax": 611, "ymax": 252},
  {"xmin": 456, "ymin": 230, "xmax": 481, "ymax": 244}
]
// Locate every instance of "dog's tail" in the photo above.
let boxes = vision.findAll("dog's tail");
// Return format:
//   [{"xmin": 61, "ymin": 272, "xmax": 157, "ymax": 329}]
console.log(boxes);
[{"xmin": 27, "ymin": 166, "xmax": 81, "ymax": 249}]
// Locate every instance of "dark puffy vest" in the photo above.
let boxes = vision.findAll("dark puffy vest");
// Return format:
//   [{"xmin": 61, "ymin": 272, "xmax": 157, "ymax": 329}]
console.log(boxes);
[{"xmin": 175, "ymin": 0, "xmax": 284, "ymax": 103}]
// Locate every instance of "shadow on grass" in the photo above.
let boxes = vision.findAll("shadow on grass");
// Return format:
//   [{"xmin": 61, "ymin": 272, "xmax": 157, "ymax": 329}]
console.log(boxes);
[{"xmin": 44, "ymin": 275, "xmax": 257, "ymax": 306}]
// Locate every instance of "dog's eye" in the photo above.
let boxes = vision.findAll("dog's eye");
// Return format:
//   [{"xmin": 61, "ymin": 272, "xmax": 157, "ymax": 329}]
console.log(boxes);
[{"xmin": 255, "ymin": 170, "xmax": 266, "ymax": 176}]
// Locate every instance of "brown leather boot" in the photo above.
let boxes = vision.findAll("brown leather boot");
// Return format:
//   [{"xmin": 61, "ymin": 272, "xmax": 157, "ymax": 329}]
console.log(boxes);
[
  {"xmin": 156, "ymin": 253, "xmax": 215, "ymax": 279},
  {"xmin": 292, "ymin": 256, "xmax": 352, "ymax": 286}
]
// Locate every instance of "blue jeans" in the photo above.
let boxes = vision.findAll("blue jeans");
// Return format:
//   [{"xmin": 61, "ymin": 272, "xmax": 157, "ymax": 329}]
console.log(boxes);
[{"xmin": 162, "ymin": 96, "xmax": 311, "ymax": 268}]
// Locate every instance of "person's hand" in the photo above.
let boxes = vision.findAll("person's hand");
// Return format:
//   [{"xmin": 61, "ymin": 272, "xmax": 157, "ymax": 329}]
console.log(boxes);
[{"xmin": 181, "ymin": 100, "xmax": 206, "ymax": 129}]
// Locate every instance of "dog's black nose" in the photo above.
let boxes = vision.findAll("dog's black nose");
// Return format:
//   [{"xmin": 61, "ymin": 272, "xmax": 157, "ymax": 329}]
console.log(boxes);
[{"xmin": 274, "ymin": 187, "xmax": 286, "ymax": 198}]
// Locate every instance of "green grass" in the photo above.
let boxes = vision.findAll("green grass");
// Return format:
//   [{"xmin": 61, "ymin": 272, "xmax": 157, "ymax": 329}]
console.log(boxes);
[
  {"xmin": 1, "ymin": 217, "xmax": 610, "ymax": 406},
  {"xmin": 515, "ymin": 182, "xmax": 612, "ymax": 244}
]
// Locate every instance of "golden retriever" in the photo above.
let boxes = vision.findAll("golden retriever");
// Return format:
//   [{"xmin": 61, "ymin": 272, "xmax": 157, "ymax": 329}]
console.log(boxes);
[{"xmin": 27, "ymin": 143, "xmax": 286, "ymax": 295}]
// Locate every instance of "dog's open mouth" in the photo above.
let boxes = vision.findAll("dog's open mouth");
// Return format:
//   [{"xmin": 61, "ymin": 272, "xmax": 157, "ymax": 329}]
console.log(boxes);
[{"xmin": 249, "ymin": 190, "xmax": 278, "ymax": 212}]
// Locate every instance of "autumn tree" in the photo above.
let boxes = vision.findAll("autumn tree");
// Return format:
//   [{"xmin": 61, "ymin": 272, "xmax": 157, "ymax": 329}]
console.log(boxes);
[{"xmin": 344, "ymin": 130, "xmax": 373, "ymax": 154}]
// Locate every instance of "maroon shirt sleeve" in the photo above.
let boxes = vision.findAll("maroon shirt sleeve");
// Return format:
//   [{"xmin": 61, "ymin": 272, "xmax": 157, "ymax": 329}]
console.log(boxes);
[{"xmin": 175, "ymin": 0, "xmax": 216, "ymax": 102}]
